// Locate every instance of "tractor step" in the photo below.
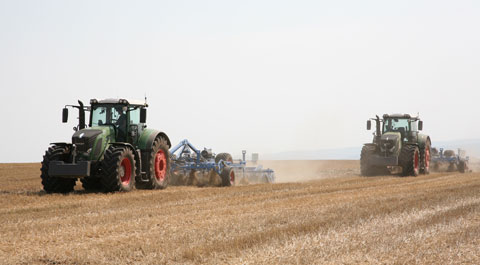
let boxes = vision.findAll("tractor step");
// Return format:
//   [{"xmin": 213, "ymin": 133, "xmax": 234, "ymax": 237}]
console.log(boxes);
[{"xmin": 138, "ymin": 172, "xmax": 150, "ymax": 182}]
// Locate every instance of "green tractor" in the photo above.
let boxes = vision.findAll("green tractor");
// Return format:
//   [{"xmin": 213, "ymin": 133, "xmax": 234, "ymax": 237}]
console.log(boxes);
[
  {"xmin": 361, "ymin": 114, "xmax": 431, "ymax": 177},
  {"xmin": 41, "ymin": 98, "xmax": 172, "ymax": 193}
]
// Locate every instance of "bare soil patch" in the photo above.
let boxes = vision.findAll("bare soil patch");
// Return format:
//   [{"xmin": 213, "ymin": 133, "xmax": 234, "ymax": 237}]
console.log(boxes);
[{"xmin": 0, "ymin": 162, "xmax": 478, "ymax": 264}]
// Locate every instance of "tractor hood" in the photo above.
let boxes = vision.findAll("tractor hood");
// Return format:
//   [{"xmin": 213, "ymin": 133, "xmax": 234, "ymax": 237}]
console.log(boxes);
[
  {"xmin": 379, "ymin": 132, "xmax": 401, "ymax": 156},
  {"xmin": 72, "ymin": 129, "xmax": 101, "ymax": 152},
  {"xmin": 72, "ymin": 126, "xmax": 114, "ymax": 160}
]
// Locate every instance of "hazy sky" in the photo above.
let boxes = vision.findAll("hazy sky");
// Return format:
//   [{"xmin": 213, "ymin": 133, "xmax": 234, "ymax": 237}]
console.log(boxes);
[{"xmin": 1, "ymin": 0, "xmax": 479, "ymax": 162}]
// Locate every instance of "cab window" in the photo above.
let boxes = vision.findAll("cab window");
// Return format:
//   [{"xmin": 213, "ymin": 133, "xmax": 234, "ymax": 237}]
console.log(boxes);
[{"xmin": 129, "ymin": 108, "xmax": 140, "ymax": 124}]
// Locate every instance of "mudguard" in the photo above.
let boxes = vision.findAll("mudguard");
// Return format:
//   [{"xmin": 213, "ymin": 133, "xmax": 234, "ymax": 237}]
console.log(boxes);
[
  {"xmin": 50, "ymin": 142, "xmax": 73, "ymax": 148},
  {"xmin": 417, "ymin": 134, "xmax": 431, "ymax": 149},
  {"xmin": 107, "ymin": 142, "xmax": 136, "ymax": 151},
  {"xmin": 137, "ymin": 128, "xmax": 171, "ymax": 151}
]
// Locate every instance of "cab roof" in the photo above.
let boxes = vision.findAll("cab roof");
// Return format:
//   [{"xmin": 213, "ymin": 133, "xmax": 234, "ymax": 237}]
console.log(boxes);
[
  {"xmin": 383, "ymin": 113, "xmax": 420, "ymax": 120},
  {"xmin": 90, "ymin": 98, "xmax": 148, "ymax": 107}
]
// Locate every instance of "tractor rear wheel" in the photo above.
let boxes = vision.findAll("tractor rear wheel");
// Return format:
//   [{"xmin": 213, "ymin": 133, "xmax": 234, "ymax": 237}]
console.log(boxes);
[
  {"xmin": 136, "ymin": 137, "xmax": 170, "ymax": 190},
  {"xmin": 40, "ymin": 145, "xmax": 76, "ymax": 193},
  {"xmin": 220, "ymin": 166, "xmax": 235, "ymax": 187},
  {"xmin": 360, "ymin": 145, "xmax": 376, "ymax": 176},
  {"xmin": 100, "ymin": 146, "xmax": 136, "ymax": 192},
  {"xmin": 400, "ymin": 145, "xmax": 420, "ymax": 177},
  {"xmin": 420, "ymin": 140, "xmax": 431, "ymax": 175},
  {"xmin": 215, "ymin": 153, "xmax": 233, "ymax": 163}
]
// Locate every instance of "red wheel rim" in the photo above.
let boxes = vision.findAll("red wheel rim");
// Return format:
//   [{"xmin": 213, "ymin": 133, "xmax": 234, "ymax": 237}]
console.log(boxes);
[
  {"xmin": 425, "ymin": 147, "xmax": 430, "ymax": 170},
  {"xmin": 155, "ymin": 149, "xmax": 167, "ymax": 182},
  {"xmin": 230, "ymin": 170, "xmax": 235, "ymax": 185},
  {"xmin": 120, "ymin": 158, "xmax": 132, "ymax": 185},
  {"xmin": 414, "ymin": 150, "xmax": 419, "ymax": 172}
]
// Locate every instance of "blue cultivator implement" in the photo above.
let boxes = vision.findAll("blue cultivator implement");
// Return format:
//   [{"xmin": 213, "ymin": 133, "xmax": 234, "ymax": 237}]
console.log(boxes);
[
  {"xmin": 169, "ymin": 139, "xmax": 275, "ymax": 187},
  {"xmin": 431, "ymin": 148, "xmax": 470, "ymax": 173}
]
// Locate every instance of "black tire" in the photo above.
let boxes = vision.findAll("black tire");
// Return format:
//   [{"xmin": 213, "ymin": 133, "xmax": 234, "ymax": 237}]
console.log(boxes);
[
  {"xmin": 136, "ymin": 137, "xmax": 170, "ymax": 190},
  {"xmin": 360, "ymin": 145, "xmax": 376, "ymax": 176},
  {"xmin": 400, "ymin": 145, "xmax": 420, "ymax": 177},
  {"xmin": 80, "ymin": 177, "xmax": 103, "ymax": 191},
  {"xmin": 447, "ymin": 163, "xmax": 456, "ymax": 172},
  {"xmin": 458, "ymin": 161, "xmax": 468, "ymax": 173},
  {"xmin": 40, "ymin": 145, "xmax": 76, "ymax": 193},
  {"xmin": 420, "ymin": 140, "xmax": 431, "ymax": 175},
  {"xmin": 220, "ymin": 166, "xmax": 235, "ymax": 187},
  {"xmin": 263, "ymin": 174, "xmax": 270, "ymax": 183},
  {"xmin": 444, "ymin": 150, "xmax": 455, "ymax": 157},
  {"xmin": 100, "ymin": 145, "xmax": 136, "ymax": 192},
  {"xmin": 215, "ymin": 153, "xmax": 233, "ymax": 164}
]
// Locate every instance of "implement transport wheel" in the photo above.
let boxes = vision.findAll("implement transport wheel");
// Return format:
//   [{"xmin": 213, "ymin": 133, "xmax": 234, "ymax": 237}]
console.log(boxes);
[
  {"xmin": 41, "ymin": 145, "xmax": 76, "ymax": 193},
  {"xmin": 420, "ymin": 140, "xmax": 431, "ymax": 175},
  {"xmin": 400, "ymin": 145, "xmax": 420, "ymax": 177},
  {"xmin": 458, "ymin": 161, "xmax": 467, "ymax": 173},
  {"xmin": 448, "ymin": 163, "xmax": 456, "ymax": 172},
  {"xmin": 220, "ymin": 167, "xmax": 235, "ymax": 187},
  {"xmin": 444, "ymin": 150, "xmax": 455, "ymax": 157},
  {"xmin": 360, "ymin": 145, "xmax": 376, "ymax": 176},
  {"xmin": 136, "ymin": 137, "xmax": 170, "ymax": 190},
  {"xmin": 100, "ymin": 145, "xmax": 136, "ymax": 192},
  {"xmin": 215, "ymin": 153, "xmax": 233, "ymax": 164}
]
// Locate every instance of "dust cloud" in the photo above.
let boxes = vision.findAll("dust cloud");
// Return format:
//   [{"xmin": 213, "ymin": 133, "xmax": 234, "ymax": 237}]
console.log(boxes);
[
  {"xmin": 255, "ymin": 160, "xmax": 360, "ymax": 183},
  {"xmin": 468, "ymin": 157, "xmax": 480, "ymax": 172}
]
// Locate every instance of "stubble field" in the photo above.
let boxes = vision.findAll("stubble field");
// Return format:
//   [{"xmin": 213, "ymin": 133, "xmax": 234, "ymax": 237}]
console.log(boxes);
[{"xmin": 0, "ymin": 161, "xmax": 479, "ymax": 264}]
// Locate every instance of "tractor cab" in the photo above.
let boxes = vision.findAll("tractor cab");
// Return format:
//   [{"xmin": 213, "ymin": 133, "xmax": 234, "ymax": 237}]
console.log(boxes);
[
  {"xmin": 381, "ymin": 114, "xmax": 423, "ymax": 142},
  {"xmin": 88, "ymin": 99, "xmax": 147, "ymax": 144}
]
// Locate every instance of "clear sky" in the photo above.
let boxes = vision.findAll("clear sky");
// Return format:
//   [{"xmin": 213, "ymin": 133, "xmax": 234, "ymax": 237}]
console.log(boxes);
[{"xmin": 1, "ymin": 0, "xmax": 479, "ymax": 162}]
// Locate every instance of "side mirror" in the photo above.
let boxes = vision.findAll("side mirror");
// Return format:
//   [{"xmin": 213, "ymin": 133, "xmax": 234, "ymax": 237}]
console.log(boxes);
[
  {"xmin": 140, "ymin": 108, "xmax": 147, "ymax": 123},
  {"xmin": 418, "ymin": 121, "xmax": 423, "ymax": 131},
  {"xmin": 367, "ymin": 120, "xmax": 371, "ymax": 130},
  {"xmin": 62, "ymin": 108, "xmax": 68, "ymax": 123}
]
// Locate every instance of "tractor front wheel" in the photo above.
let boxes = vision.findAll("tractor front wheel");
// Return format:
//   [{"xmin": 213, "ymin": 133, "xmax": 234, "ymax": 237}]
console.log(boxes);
[
  {"xmin": 80, "ymin": 177, "xmax": 103, "ymax": 191},
  {"xmin": 400, "ymin": 145, "xmax": 420, "ymax": 177},
  {"xmin": 360, "ymin": 145, "xmax": 376, "ymax": 176},
  {"xmin": 100, "ymin": 146, "xmax": 136, "ymax": 192},
  {"xmin": 40, "ymin": 145, "xmax": 76, "ymax": 193}
]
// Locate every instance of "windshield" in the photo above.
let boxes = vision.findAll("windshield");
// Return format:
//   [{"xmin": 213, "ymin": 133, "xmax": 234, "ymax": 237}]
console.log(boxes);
[
  {"xmin": 91, "ymin": 105, "xmax": 125, "ymax": 126},
  {"xmin": 91, "ymin": 105, "xmax": 142, "ymax": 127},
  {"xmin": 383, "ymin": 118, "xmax": 410, "ymax": 133}
]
